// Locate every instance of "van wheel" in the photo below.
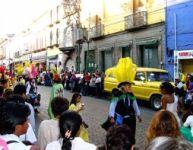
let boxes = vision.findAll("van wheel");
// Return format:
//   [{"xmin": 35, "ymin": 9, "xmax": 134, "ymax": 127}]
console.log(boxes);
[{"xmin": 150, "ymin": 95, "xmax": 162, "ymax": 110}]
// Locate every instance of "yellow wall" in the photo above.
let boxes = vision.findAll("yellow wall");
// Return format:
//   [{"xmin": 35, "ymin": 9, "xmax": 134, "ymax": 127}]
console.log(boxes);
[
  {"xmin": 80, "ymin": 0, "xmax": 103, "ymax": 28},
  {"xmin": 103, "ymin": 0, "xmax": 133, "ymax": 35},
  {"xmin": 147, "ymin": 0, "xmax": 165, "ymax": 24},
  {"xmin": 80, "ymin": 0, "xmax": 165, "ymax": 35}
]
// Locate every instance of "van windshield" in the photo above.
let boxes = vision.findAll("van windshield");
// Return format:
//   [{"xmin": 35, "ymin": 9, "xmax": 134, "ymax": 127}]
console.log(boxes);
[{"xmin": 147, "ymin": 72, "xmax": 171, "ymax": 82}]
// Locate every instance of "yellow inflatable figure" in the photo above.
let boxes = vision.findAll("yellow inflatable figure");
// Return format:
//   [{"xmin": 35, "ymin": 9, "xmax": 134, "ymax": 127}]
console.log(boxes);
[
  {"xmin": 50, "ymin": 64, "xmax": 57, "ymax": 74},
  {"xmin": 15, "ymin": 64, "xmax": 24, "ymax": 76},
  {"xmin": 24, "ymin": 61, "xmax": 30, "ymax": 67},
  {"xmin": 115, "ymin": 57, "xmax": 137, "ymax": 83}
]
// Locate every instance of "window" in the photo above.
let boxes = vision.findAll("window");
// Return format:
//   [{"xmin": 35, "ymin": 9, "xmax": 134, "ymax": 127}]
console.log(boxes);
[
  {"xmin": 101, "ymin": 49, "xmax": 113, "ymax": 71},
  {"xmin": 147, "ymin": 72, "xmax": 171, "ymax": 82},
  {"xmin": 140, "ymin": 44, "xmax": 159, "ymax": 68},
  {"xmin": 122, "ymin": 46, "xmax": 130, "ymax": 58},
  {"xmin": 56, "ymin": 28, "xmax": 59, "ymax": 44},
  {"xmin": 50, "ymin": 10, "xmax": 53, "ymax": 24},
  {"xmin": 135, "ymin": 72, "xmax": 145, "ymax": 81},
  {"xmin": 50, "ymin": 31, "xmax": 53, "ymax": 46},
  {"xmin": 109, "ymin": 73, "xmax": 115, "ymax": 78}
]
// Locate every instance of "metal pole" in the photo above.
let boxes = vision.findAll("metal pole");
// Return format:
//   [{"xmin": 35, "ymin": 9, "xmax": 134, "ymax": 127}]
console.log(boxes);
[
  {"xmin": 78, "ymin": 42, "xmax": 80, "ymax": 73},
  {"xmin": 87, "ymin": 41, "xmax": 89, "ymax": 72}
]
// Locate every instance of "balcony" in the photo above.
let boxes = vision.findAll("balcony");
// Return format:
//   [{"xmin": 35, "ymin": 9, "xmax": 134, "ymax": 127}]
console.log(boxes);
[
  {"xmin": 76, "ymin": 28, "xmax": 88, "ymax": 43},
  {"xmin": 14, "ymin": 51, "xmax": 22, "ymax": 58},
  {"xmin": 125, "ymin": 11, "xmax": 147, "ymax": 30},
  {"xmin": 89, "ymin": 24, "xmax": 104, "ymax": 40}
]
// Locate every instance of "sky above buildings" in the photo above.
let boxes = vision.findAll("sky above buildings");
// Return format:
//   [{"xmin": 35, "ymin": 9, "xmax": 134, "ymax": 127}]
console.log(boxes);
[
  {"xmin": 0, "ymin": 0, "xmax": 58, "ymax": 37},
  {"xmin": 0, "ymin": 0, "xmax": 190, "ymax": 38}
]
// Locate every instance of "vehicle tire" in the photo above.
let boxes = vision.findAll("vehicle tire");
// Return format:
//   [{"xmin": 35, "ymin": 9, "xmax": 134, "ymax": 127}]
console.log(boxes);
[{"xmin": 150, "ymin": 95, "xmax": 162, "ymax": 110}]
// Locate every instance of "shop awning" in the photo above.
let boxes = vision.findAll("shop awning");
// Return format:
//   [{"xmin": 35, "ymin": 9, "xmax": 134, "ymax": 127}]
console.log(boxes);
[{"xmin": 136, "ymin": 39, "xmax": 159, "ymax": 45}]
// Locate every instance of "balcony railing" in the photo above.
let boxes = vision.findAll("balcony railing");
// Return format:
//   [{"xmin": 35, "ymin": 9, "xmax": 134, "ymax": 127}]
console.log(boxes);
[
  {"xmin": 89, "ymin": 24, "xmax": 104, "ymax": 39},
  {"xmin": 76, "ymin": 28, "xmax": 88, "ymax": 42},
  {"xmin": 125, "ymin": 11, "xmax": 147, "ymax": 30},
  {"xmin": 14, "ymin": 51, "xmax": 22, "ymax": 58}
]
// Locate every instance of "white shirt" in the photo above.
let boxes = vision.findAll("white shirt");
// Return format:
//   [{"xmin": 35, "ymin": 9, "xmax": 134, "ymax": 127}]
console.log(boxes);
[
  {"xmin": 25, "ymin": 102, "xmax": 35, "ymax": 131},
  {"xmin": 0, "ymin": 134, "xmax": 31, "ymax": 150},
  {"xmin": 20, "ymin": 123, "xmax": 37, "ymax": 144},
  {"xmin": 166, "ymin": 95, "xmax": 181, "ymax": 126},
  {"xmin": 38, "ymin": 119, "xmax": 59, "ymax": 150},
  {"xmin": 95, "ymin": 77, "xmax": 101, "ymax": 84},
  {"xmin": 184, "ymin": 115, "xmax": 193, "ymax": 136},
  {"xmin": 45, "ymin": 137, "xmax": 96, "ymax": 150}
]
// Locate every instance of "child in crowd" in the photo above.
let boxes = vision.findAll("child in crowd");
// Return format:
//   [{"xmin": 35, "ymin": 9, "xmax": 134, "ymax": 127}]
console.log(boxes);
[
  {"xmin": 0, "ymin": 102, "xmax": 39, "ymax": 150},
  {"xmin": 69, "ymin": 93, "xmax": 89, "ymax": 142},
  {"xmin": 38, "ymin": 96, "xmax": 69, "ymax": 150},
  {"xmin": 69, "ymin": 93, "xmax": 84, "ymax": 113},
  {"xmin": 106, "ymin": 125, "xmax": 136, "ymax": 150},
  {"xmin": 45, "ymin": 111, "xmax": 96, "ymax": 150}
]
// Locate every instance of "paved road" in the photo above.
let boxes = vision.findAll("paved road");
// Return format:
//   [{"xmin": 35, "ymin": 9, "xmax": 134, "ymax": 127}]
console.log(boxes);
[{"xmin": 35, "ymin": 85, "xmax": 155, "ymax": 149}]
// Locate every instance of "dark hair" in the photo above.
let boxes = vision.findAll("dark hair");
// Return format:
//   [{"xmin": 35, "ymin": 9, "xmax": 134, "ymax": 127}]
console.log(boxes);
[
  {"xmin": 112, "ymin": 88, "xmax": 122, "ymax": 97},
  {"xmin": 0, "ymin": 85, "xmax": 4, "ymax": 96},
  {"xmin": 0, "ymin": 102, "xmax": 30, "ymax": 134},
  {"xmin": 105, "ymin": 125, "xmax": 135, "ymax": 150},
  {"xmin": 1, "ymin": 79, "xmax": 8, "ymax": 85},
  {"xmin": 51, "ymin": 96, "xmax": 69, "ymax": 117},
  {"xmin": 145, "ymin": 136, "xmax": 193, "ymax": 150},
  {"xmin": 3, "ymin": 88, "xmax": 13, "ymax": 99},
  {"xmin": 160, "ymin": 81, "xmax": 174, "ymax": 94},
  {"xmin": 59, "ymin": 111, "xmax": 82, "ymax": 150},
  {"xmin": 189, "ymin": 75, "xmax": 193, "ymax": 82},
  {"xmin": 14, "ymin": 84, "xmax": 26, "ymax": 95},
  {"xmin": 6, "ymin": 94, "xmax": 25, "ymax": 104},
  {"xmin": 70, "ymin": 93, "xmax": 81, "ymax": 105}
]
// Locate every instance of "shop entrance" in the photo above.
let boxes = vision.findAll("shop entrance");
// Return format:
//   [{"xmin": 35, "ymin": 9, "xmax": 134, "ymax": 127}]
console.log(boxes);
[{"xmin": 180, "ymin": 59, "xmax": 193, "ymax": 74}]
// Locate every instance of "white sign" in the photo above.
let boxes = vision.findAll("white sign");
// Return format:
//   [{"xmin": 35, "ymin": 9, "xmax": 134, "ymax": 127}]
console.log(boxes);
[{"xmin": 177, "ymin": 50, "xmax": 193, "ymax": 59}]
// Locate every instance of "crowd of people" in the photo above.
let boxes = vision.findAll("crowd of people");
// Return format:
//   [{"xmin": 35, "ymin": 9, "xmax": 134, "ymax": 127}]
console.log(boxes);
[
  {"xmin": 37, "ymin": 70, "xmax": 105, "ymax": 98},
  {"xmin": 1, "ymin": 69, "xmax": 193, "ymax": 150}
]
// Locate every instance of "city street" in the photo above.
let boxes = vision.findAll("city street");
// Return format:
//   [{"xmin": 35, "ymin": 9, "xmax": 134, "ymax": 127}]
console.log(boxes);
[{"xmin": 35, "ymin": 85, "xmax": 155, "ymax": 148}]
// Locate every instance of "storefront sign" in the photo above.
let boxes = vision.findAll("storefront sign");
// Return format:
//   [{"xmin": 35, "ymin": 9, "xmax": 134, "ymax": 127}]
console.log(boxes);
[{"xmin": 177, "ymin": 50, "xmax": 193, "ymax": 59}]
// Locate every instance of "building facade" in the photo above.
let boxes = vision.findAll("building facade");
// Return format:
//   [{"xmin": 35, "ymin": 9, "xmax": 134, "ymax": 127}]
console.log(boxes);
[
  {"xmin": 79, "ymin": 0, "xmax": 166, "ymax": 73},
  {"xmin": 165, "ymin": 0, "xmax": 193, "ymax": 79}
]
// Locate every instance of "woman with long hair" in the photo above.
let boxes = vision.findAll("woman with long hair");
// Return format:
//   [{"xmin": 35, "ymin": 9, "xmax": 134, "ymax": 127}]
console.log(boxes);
[
  {"xmin": 145, "ymin": 110, "xmax": 180, "ymax": 146},
  {"xmin": 160, "ymin": 81, "xmax": 181, "ymax": 125},
  {"xmin": 45, "ymin": 111, "xmax": 96, "ymax": 150}
]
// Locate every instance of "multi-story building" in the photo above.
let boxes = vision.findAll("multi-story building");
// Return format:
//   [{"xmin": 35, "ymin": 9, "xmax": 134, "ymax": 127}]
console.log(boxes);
[
  {"xmin": 79, "ymin": 0, "xmax": 165, "ymax": 73},
  {"xmin": 165, "ymin": 0, "xmax": 193, "ymax": 79},
  {"xmin": 4, "ymin": 0, "xmax": 167, "ymax": 74},
  {"xmin": 0, "ymin": 38, "xmax": 7, "ymax": 66}
]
